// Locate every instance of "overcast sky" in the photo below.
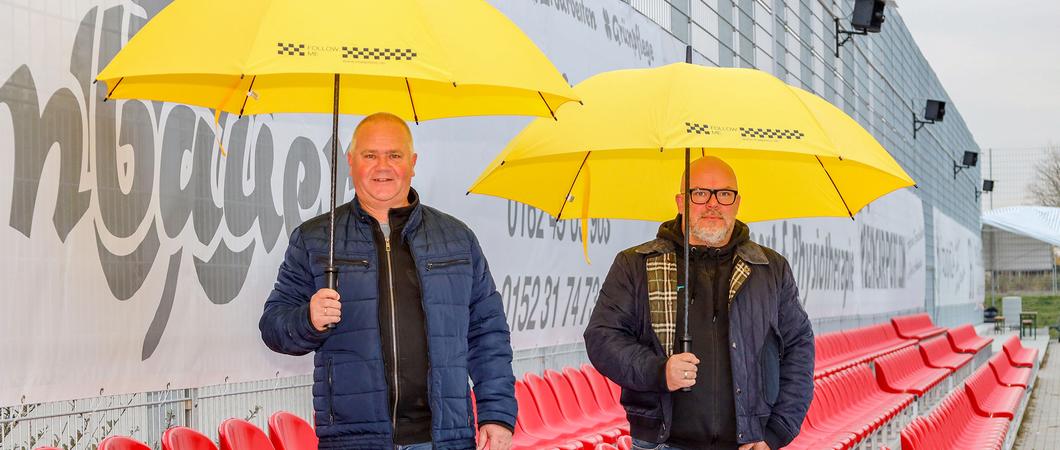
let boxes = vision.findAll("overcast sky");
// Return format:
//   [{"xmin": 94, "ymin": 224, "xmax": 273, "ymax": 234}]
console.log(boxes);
[{"xmin": 897, "ymin": 1, "xmax": 1060, "ymax": 151}]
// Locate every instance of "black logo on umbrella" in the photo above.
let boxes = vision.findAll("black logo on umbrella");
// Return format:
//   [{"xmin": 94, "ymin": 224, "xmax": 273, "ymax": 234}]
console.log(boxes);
[
  {"xmin": 277, "ymin": 42, "xmax": 306, "ymax": 56},
  {"xmin": 342, "ymin": 47, "xmax": 417, "ymax": 61},
  {"xmin": 685, "ymin": 122, "xmax": 711, "ymax": 135},
  {"xmin": 740, "ymin": 127, "xmax": 804, "ymax": 140}
]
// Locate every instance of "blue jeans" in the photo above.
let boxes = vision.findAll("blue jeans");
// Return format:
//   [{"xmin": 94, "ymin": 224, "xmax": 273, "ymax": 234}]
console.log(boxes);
[
  {"xmin": 632, "ymin": 438, "xmax": 685, "ymax": 450},
  {"xmin": 394, "ymin": 443, "xmax": 431, "ymax": 450}
]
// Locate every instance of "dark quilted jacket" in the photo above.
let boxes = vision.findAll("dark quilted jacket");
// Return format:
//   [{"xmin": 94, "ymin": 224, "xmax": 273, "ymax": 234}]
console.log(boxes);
[
  {"xmin": 260, "ymin": 196, "xmax": 516, "ymax": 449},
  {"xmin": 584, "ymin": 228, "xmax": 814, "ymax": 449}
]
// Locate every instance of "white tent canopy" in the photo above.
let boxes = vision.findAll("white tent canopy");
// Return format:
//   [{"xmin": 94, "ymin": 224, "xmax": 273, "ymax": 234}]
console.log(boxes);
[{"xmin": 982, "ymin": 206, "xmax": 1060, "ymax": 247}]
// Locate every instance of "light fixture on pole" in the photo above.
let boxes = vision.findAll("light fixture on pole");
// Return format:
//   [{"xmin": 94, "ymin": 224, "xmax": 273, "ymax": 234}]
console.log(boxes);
[
  {"xmin": 913, "ymin": 99, "xmax": 946, "ymax": 139},
  {"xmin": 835, "ymin": 0, "xmax": 887, "ymax": 57},
  {"xmin": 953, "ymin": 150, "xmax": 978, "ymax": 179}
]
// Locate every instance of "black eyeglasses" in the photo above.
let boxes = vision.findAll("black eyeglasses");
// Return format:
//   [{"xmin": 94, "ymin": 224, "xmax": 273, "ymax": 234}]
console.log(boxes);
[{"xmin": 686, "ymin": 188, "xmax": 738, "ymax": 205}]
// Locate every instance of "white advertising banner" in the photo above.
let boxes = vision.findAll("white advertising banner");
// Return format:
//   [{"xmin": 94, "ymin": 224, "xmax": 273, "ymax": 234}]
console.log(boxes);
[
  {"xmin": 748, "ymin": 188, "xmax": 927, "ymax": 319},
  {"xmin": 0, "ymin": 0, "xmax": 933, "ymax": 406},
  {"xmin": 0, "ymin": 0, "xmax": 678, "ymax": 405},
  {"xmin": 933, "ymin": 207, "xmax": 985, "ymax": 307}
]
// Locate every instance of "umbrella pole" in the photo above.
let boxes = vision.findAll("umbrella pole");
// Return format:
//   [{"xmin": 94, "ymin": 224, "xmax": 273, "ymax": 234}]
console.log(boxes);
[
  {"xmin": 680, "ymin": 146, "xmax": 692, "ymax": 392},
  {"xmin": 325, "ymin": 73, "xmax": 340, "ymax": 328}
]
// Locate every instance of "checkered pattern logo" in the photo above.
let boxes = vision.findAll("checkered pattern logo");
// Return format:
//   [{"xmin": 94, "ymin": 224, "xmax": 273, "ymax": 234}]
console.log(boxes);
[
  {"xmin": 342, "ymin": 47, "xmax": 417, "ymax": 61},
  {"xmin": 739, "ymin": 127, "xmax": 805, "ymax": 140},
  {"xmin": 276, "ymin": 42, "xmax": 306, "ymax": 56},
  {"xmin": 685, "ymin": 122, "xmax": 711, "ymax": 134}
]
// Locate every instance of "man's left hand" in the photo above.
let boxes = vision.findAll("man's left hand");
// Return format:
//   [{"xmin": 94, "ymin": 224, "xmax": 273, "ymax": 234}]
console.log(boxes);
[
  {"xmin": 476, "ymin": 423, "xmax": 513, "ymax": 450},
  {"xmin": 738, "ymin": 442, "xmax": 770, "ymax": 450}
]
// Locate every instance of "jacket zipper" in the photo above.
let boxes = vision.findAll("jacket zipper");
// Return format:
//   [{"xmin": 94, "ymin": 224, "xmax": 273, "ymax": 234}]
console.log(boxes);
[
  {"xmin": 326, "ymin": 357, "xmax": 335, "ymax": 425},
  {"xmin": 385, "ymin": 235, "xmax": 399, "ymax": 430},
  {"xmin": 426, "ymin": 258, "xmax": 470, "ymax": 271}
]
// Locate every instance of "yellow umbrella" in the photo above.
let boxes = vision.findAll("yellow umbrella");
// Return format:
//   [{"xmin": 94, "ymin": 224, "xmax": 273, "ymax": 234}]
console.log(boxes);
[
  {"xmin": 469, "ymin": 62, "xmax": 914, "ymax": 223},
  {"xmin": 96, "ymin": 0, "xmax": 576, "ymax": 120},
  {"xmin": 97, "ymin": 0, "xmax": 577, "ymax": 291},
  {"xmin": 468, "ymin": 53, "xmax": 915, "ymax": 357}
]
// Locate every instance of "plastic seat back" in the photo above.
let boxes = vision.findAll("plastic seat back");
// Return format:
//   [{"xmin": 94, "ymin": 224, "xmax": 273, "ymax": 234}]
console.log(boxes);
[
  {"xmin": 98, "ymin": 436, "xmax": 151, "ymax": 450},
  {"xmin": 267, "ymin": 411, "xmax": 317, "ymax": 450},
  {"xmin": 162, "ymin": 427, "xmax": 218, "ymax": 450},
  {"xmin": 218, "ymin": 418, "xmax": 274, "ymax": 450},
  {"xmin": 582, "ymin": 364, "xmax": 620, "ymax": 410},
  {"xmin": 544, "ymin": 369, "xmax": 595, "ymax": 425}
]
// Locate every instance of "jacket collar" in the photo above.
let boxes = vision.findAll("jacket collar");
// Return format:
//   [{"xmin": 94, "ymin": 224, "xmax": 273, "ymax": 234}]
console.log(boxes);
[{"xmin": 351, "ymin": 188, "xmax": 423, "ymax": 240}]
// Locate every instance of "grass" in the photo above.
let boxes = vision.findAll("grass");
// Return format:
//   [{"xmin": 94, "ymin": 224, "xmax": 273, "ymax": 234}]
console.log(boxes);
[{"xmin": 986, "ymin": 294, "xmax": 1060, "ymax": 339}]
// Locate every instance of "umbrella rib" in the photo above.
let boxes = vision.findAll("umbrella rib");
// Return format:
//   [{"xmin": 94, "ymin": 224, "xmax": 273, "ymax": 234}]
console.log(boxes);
[
  {"xmin": 238, "ymin": 75, "xmax": 257, "ymax": 118},
  {"xmin": 556, "ymin": 151, "xmax": 592, "ymax": 219},
  {"xmin": 538, "ymin": 91, "xmax": 557, "ymax": 121},
  {"xmin": 405, "ymin": 78, "xmax": 420, "ymax": 124},
  {"xmin": 816, "ymin": 155, "xmax": 854, "ymax": 220},
  {"xmin": 103, "ymin": 77, "xmax": 124, "ymax": 101}
]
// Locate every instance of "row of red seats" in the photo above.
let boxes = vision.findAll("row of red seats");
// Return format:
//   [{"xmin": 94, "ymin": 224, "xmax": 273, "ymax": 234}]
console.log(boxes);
[
  {"xmin": 814, "ymin": 323, "xmax": 916, "ymax": 378},
  {"xmin": 789, "ymin": 321, "xmax": 999, "ymax": 450},
  {"xmin": 894, "ymin": 336, "xmax": 1038, "ymax": 450},
  {"xmin": 513, "ymin": 364, "xmax": 631, "ymax": 450},
  {"xmin": 35, "ymin": 411, "xmax": 317, "ymax": 450},
  {"xmin": 784, "ymin": 364, "xmax": 914, "ymax": 450},
  {"xmin": 815, "ymin": 314, "xmax": 992, "ymax": 380}
]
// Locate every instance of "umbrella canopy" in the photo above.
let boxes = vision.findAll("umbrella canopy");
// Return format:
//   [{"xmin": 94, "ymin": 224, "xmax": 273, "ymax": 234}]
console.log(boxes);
[
  {"xmin": 469, "ymin": 63, "xmax": 915, "ymax": 222},
  {"xmin": 96, "ymin": 0, "xmax": 577, "ymax": 292},
  {"xmin": 96, "ymin": 0, "xmax": 577, "ymax": 120}
]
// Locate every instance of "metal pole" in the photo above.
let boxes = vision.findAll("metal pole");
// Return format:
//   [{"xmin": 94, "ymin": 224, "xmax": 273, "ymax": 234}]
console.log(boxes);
[
  {"xmin": 325, "ymin": 74, "xmax": 340, "ymax": 329},
  {"xmin": 679, "ymin": 45, "xmax": 693, "ymax": 393}
]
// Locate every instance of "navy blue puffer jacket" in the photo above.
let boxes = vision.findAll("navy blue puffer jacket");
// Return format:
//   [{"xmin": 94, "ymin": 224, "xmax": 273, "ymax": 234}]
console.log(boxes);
[{"xmin": 260, "ymin": 198, "xmax": 516, "ymax": 449}]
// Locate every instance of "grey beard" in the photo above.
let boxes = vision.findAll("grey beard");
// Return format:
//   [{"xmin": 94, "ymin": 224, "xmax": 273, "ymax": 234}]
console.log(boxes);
[{"xmin": 692, "ymin": 226, "xmax": 728, "ymax": 246}]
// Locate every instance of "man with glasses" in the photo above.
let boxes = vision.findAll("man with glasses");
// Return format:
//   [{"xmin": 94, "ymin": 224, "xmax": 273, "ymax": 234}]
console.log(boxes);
[{"xmin": 584, "ymin": 156, "xmax": 814, "ymax": 450}]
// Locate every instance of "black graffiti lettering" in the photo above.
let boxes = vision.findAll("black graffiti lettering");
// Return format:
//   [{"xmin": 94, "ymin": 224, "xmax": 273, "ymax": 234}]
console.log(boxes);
[
  {"xmin": 1, "ymin": 66, "xmax": 90, "ymax": 241},
  {"xmin": 194, "ymin": 240, "xmax": 254, "ymax": 305},
  {"xmin": 223, "ymin": 118, "xmax": 283, "ymax": 250},
  {"xmin": 283, "ymin": 137, "xmax": 323, "ymax": 237}
]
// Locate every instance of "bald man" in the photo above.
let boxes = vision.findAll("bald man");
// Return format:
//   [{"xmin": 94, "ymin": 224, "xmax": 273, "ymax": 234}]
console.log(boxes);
[
  {"xmin": 585, "ymin": 157, "xmax": 814, "ymax": 450},
  {"xmin": 261, "ymin": 113, "xmax": 515, "ymax": 450}
]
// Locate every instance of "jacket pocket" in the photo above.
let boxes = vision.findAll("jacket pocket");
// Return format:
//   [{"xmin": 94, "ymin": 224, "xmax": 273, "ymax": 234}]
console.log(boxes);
[
  {"xmin": 325, "ymin": 357, "xmax": 336, "ymax": 425},
  {"xmin": 759, "ymin": 325, "xmax": 781, "ymax": 408},
  {"xmin": 313, "ymin": 254, "xmax": 370, "ymax": 270},
  {"xmin": 426, "ymin": 257, "xmax": 470, "ymax": 271}
]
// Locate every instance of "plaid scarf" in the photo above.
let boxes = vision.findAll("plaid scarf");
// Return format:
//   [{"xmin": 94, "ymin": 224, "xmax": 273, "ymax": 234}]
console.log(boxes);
[{"xmin": 646, "ymin": 252, "xmax": 752, "ymax": 356}]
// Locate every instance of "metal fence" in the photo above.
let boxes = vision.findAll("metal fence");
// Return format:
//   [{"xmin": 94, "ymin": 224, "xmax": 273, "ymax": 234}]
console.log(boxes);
[{"xmin": 0, "ymin": 376, "xmax": 312, "ymax": 450}]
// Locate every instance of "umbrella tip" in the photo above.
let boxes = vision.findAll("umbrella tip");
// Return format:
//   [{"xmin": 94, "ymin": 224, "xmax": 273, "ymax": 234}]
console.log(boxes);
[
  {"xmin": 913, "ymin": 184, "xmax": 920, "ymax": 189},
  {"xmin": 465, "ymin": 191, "xmax": 470, "ymax": 196}
]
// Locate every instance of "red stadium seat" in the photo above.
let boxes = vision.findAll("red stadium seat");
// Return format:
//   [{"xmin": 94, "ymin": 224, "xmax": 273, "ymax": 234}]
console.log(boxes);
[
  {"xmin": 513, "ymin": 380, "xmax": 593, "ymax": 450},
  {"xmin": 1001, "ymin": 335, "xmax": 1037, "ymax": 368},
  {"xmin": 267, "ymin": 411, "xmax": 318, "ymax": 450},
  {"xmin": 524, "ymin": 373, "xmax": 607, "ymax": 447},
  {"xmin": 562, "ymin": 367, "xmax": 628, "ymax": 434},
  {"xmin": 581, "ymin": 365, "xmax": 626, "ymax": 420},
  {"xmin": 918, "ymin": 336, "xmax": 973, "ymax": 371},
  {"xmin": 873, "ymin": 346, "xmax": 950, "ymax": 396},
  {"xmin": 964, "ymin": 366, "xmax": 1024, "ymax": 419},
  {"xmin": 162, "ymin": 427, "xmax": 218, "ymax": 450},
  {"xmin": 218, "ymin": 418, "xmax": 274, "ymax": 450},
  {"xmin": 890, "ymin": 314, "xmax": 946, "ymax": 340},
  {"xmin": 543, "ymin": 370, "xmax": 623, "ymax": 441},
  {"xmin": 98, "ymin": 436, "xmax": 151, "ymax": 450},
  {"xmin": 898, "ymin": 389, "xmax": 1007, "ymax": 450},
  {"xmin": 945, "ymin": 324, "xmax": 992, "ymax": 353},
  {"xmin": 987, "ymin": 353, "xmax": 1032, "ymax": 388}
]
